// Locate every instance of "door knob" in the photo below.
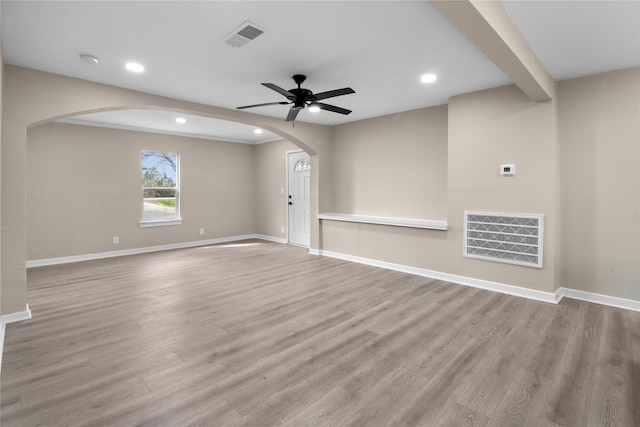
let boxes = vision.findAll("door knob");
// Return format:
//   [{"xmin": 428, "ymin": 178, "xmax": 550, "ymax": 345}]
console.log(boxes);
[{"xmin": 288, "ymin": 201, "xmax": 293, "ymax": 205}]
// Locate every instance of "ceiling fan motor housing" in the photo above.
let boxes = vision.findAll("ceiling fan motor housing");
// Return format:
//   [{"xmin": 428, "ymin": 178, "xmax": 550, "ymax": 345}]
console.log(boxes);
[
  {"xmin": 289, "ymin": 88, "xmax": 314, "ymax": 109},
  {"xmin": 236, "ymin": 73, "xmax": 354, "ymax": 122}
]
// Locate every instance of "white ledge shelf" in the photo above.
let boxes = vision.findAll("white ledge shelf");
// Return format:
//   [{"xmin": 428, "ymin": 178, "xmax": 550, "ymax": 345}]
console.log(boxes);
[
  {"xmin": 318, "ymin": 213, "xmax": 448, "ymax": 231},
  {"xmin": 139, "ymin": 219, "xmax": 183, "ymax": 228}
]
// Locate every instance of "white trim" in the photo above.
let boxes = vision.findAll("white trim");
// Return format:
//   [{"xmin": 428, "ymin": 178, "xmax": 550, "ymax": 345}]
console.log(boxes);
[
  {"xmin": 2, "ymin": 305, "xmax": 32, "ymax": 324},
  {"xmin": 557, "ymin": 287, "xmax": 640, "ymax": 312},
  {"xmin": 141, "ymin": 150, "xmax": 181, "ymax": 226},
  {"xmin": 139, "ymin": 219, "xmax": 183, "ymax": 228},
  {"xmin": 317, "ymin": 249, "xmax": 557, "ymax": 303},
  {"xmin": 318, "ymin": 213, "xmax": 448, "ymax": 231},
  {"xmin": 0, "ymin": 305, "xmax": 32, "ymax": 374},
  {"xmin": 285, "ymin": 150, "xmax": 303, "ymax": 245},
  {"xmin": 26, "ymin": 234, "xmax": 281, "ymax": 268},
  {"xmin": 314, "ymin": 249, "xmax": 640, "ymax": 311},
  {"xmin": 286, "ymin": 149, "xmax": 311, "ymax": 247},
  {"xmin": 0, "ymin": 321, "xmax": 5, "ymax": 373},
  {"xmin": 255, "ymin": 234, "xmax": 287, "ymax": 244}
]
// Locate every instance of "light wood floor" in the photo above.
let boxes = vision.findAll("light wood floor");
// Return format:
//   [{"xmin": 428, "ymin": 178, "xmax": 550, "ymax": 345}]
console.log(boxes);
[{"xmin": 2, "ymin": 240, "xmax": 638, "ymax": 426}]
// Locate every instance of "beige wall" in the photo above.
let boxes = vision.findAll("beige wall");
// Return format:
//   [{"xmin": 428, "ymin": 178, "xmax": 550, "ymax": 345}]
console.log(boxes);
[
  {"xmin": 254, "ymin": 139, "xmax": 300, "ymax": 239},
  {"xmin": 325, "ymin": 70, "xmax": 639, "ymax": 302},
  {"xmin": 26, "ymin": 123, "xmax": 304, "ymax": 261},
  {"xmin": 447, "ymin": 84, "xmax": 559, "ymax": 292},
  {"xmin": 3, "ymin": 63, "xmax": 639, "ymax": 315},
  {"xmin": 2, "ymin": 66, "xmax": 333, "ymax": 313},
  {"xmin": 27, "ymin": 123, "xmax": 261, "ymax": 260},
  {"xmin": 332, "ymin": 105, "xmax": 448, "ymax": 219},
  {"xmin": 559, "ymin": 68, "xmax": 640, "ymax": 301},
  {"xmin": 325, "ymin": 84, "xmax": 560, "ymax": 293},
  {"xmin": 0, "ymin": 40, "xmax": 4, "ymax": 317},
  {"xmin": 323, "ymin": 104, "xmax": 450, "ymax": 269}
]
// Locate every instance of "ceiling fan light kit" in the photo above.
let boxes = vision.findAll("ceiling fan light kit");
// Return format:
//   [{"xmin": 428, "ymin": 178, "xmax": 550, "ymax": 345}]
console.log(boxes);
[{"xmin": 237, "ymin": 74, "xmax": 355, "ymax": 122}]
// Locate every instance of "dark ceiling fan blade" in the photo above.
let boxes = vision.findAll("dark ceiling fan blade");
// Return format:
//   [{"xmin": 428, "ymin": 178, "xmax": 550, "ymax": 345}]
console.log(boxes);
[
  {"xmin": 236, "ymin": 101, "xmax": 289, "ymax": 110},
  {"xmin": 262, "ymin": 83, "xmax": 295, "ymax": 99},
  {"xmin": 286, "ymin": 107, "xmax": 301, "ymax": 122},
  {"xmin": 314, "ymin": 102, "xmax": 352, "ymax": 115},
  {"xmin": 312, "ymin": 87, "xmax": 355, "ymax": 101}
]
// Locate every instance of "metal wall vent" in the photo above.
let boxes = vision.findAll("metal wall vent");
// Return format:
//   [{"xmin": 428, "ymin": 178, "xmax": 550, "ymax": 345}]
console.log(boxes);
[
  {"xmin": 463, "ymin": 211, "xmax": 544, "ymax": 268},
  {"xmin": 223, "ymin": 21, "xmax": 265, "ymax": 48}
]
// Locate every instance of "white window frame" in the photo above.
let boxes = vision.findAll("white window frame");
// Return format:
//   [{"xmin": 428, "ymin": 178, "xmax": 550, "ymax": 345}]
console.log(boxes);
[{"xmin": 140, "ymin": 151, "xmax": 182, "ymax": 228}]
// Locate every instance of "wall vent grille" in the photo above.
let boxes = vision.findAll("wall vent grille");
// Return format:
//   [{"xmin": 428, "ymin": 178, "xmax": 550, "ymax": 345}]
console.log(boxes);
[{"xmin": 463, "ymin": 211, "xmax": 544, "ymax": 268}]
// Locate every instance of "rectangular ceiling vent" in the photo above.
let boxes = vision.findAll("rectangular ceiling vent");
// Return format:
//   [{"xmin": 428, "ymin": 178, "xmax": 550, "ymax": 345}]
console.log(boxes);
[
  {"xmin": 463, "ymin": 211, "xmax": 544, "ymax": 268},
  {"xmin": 223, "ymin": 21, "xmax": 265, "ymax": 48}
]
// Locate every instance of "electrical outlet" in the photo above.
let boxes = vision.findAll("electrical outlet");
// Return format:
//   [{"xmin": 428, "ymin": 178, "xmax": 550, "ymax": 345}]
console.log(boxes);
[
  {"xmin": 500, "ymin": 164, "xmax": 516, "ymax": 176},
  {"xmin": 199, "ymin": 228, "xmax": 205, "ymax": 235},
  {"xmin": 113, "ymin": 236, "xmax": 119, "ymax": 244},
  {"xmin": 281, "ymin": 226, "xmax": 285, "ymax": 233}
]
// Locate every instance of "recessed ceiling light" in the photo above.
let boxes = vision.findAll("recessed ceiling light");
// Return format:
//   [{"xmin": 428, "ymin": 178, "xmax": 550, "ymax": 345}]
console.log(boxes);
[
  {"xmin": 80, "ymin": 54, "xmax": 99, "ymax": 65},
  {"xmin": 421, "ymin": 73, "xmax": 437, "ymax": 83},
  {"xmin": 308, "ymin": 105, "xmax": 321, "ymax": 113},
  {"xmin": 254, "ymin": 128, "xmax": 263, "ymax": 134},
  {"xmin": 125, "ymin": 62, "xmax": 145, "ymax": 73},
  {"xmin": 175, "ymin": 117, "xmax": 186, "ymax": 124}
]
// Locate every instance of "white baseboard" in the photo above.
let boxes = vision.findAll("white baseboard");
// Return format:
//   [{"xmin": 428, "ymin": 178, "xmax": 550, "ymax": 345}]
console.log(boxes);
[
  {"xmin": 0, "ymin": 321, "xmax": 5, "ymax": 373},
  {"xmin": 2, "ymin": 305, "xmax": 32, "ymax": 324},
  {"xmin": 314, "ymin": 249, "xmax": 639, "ymax": 311},
  {"xmin": 26, "ymin": 234, "xmax": 284, "ymax": 268},
  {"xmin": 6, "ymin": 245, "xmax": 639, "ymax": 376},
  {"xmin": 316, "ymin": 249, "xmax": 558, "ymax": 304},
  {"xmin": 1, "ymin": 305, "xmax": 32, "ymax": 374},
  {"xmin": 254, "ymin": 234, "xmax": 287, "ymax": 244},
  {"xmin": 26, "ymin": 241, "xmax": 640, "ymax": 310},
  {"xmin": 557, "ymin": 287, "xmax": 640, "ymax": 312}
]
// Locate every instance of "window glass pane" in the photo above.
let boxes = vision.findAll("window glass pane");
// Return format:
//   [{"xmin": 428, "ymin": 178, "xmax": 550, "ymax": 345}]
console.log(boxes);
[
  {"xmin": 294, "ymin": 159, "xmax": 310, "ymax": 171},
  {"xmin": 142, "ymin": 152, "xmax": 179, "ymax": 222},
  {"xmin": 142, "ymin": 152, "xmax": 177, "ymax": 187}
]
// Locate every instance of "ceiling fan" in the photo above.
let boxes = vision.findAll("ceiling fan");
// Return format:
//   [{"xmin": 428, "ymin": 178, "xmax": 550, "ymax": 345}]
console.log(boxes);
[{"xmin": 237, "ymin": 74, "xmax": 355, "ymax": 122}]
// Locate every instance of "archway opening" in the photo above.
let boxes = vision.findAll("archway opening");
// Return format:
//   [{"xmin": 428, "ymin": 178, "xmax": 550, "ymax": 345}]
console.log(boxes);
[{"xmin": 25, "ymin": 106, "xmax": 314, "ymax": 265}]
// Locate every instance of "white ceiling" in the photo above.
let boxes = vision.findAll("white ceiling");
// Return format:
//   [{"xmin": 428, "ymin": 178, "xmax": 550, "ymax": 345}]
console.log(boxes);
[
  {"xmin": 503, "ymin": 0, "xmax": 640, "ymax": 81},
  {"xmin": 2, "ymin": 1, "xmax": 639, "ymax": 143}
]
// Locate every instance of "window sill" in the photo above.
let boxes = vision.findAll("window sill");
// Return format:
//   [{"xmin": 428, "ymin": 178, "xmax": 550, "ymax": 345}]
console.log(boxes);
[
  {"xmin": 139, "ymin": 219, "xmax": 183, "ymax": 228},
  {"xmin": 318, "ymin": 213, "xmax": 448, "ymax": 230}
]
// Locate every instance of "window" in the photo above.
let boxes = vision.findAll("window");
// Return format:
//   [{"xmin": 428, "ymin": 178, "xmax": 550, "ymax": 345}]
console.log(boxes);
[
  {"xmin": 294, "ymin": 158, "xmax": 311, "ymax": 171},
  {"xmin": 141, "ymin": 151, "xmax": 180, "ymax": 226}
]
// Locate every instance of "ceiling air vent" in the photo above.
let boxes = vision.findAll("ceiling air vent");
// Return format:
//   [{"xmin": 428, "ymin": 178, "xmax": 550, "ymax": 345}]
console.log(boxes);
[{"xmin": 223, "ymin": 21, "xmax": 265, "ymax": 48}]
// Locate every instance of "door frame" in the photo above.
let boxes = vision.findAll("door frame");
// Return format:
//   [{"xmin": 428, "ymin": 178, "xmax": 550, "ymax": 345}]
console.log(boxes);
[{"xmin": 285, "ymin": 149, "xmax": 310, "ymax": 246}]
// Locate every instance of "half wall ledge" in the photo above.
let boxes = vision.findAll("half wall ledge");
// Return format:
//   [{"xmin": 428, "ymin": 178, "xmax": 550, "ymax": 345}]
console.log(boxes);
[{"xmin": 318, "ymin": 213, "xmax": 448, "ymax": 231}]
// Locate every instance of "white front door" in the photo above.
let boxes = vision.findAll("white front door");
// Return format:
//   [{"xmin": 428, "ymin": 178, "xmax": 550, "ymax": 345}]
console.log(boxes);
[{"xmin": 287, "ymin": 151, "xmax": 311, "ymax": 247}]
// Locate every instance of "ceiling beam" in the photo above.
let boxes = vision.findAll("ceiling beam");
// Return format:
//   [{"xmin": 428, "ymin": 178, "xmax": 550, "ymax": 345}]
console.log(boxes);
[{"xmin": 429, "ymin": 0, "xmax": 556, "ymax": 101}]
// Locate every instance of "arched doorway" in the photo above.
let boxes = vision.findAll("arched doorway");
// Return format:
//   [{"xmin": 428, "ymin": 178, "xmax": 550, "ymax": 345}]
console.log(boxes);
[{"xmin": 3, "ymin": 66, "xmax": 333, "ymax": 315}]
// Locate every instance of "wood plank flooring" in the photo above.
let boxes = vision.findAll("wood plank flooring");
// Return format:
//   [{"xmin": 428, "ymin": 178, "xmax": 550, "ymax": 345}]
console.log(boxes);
[{"xmin": 1, "ymin": 240, "xmax": 638, "ymax": 426}]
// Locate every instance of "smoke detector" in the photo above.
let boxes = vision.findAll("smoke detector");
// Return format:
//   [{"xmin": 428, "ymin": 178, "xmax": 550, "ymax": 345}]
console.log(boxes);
[{"xmin": 223, "ymin": 21, "xmax": 265, "ymax": 48}]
